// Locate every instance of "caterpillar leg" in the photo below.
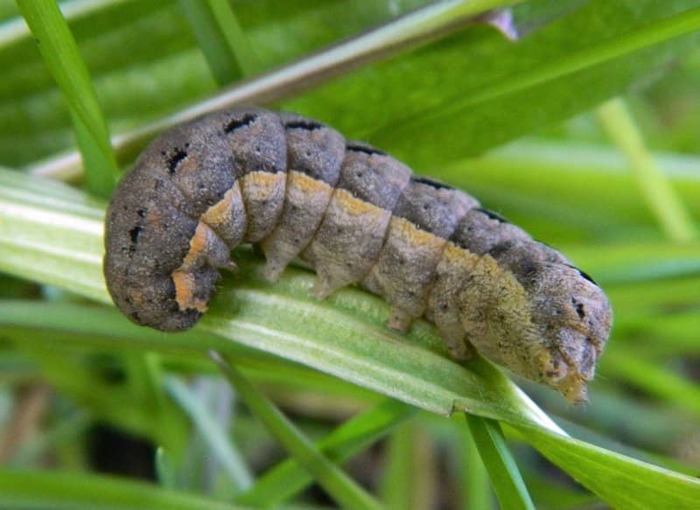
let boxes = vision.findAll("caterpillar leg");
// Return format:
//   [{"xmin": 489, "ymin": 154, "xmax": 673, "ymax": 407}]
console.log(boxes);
[
  {"xmin": 261, "ymin": 259, "xmax": 286, "ymax": 282},
  {"xmin": 449, "ymin": 338, "xmax": 477, "ymax": 360},
  {"xmin": 386, "ymin": 306, "xmax": 413, "ymax": 333},
  {"xmin": 179, "ymin": 222, "xmax": 233, "ymax": 272},
  {"xmin": 310, "ymin": 272, "xmax": 337, "ymax": 300},
  {"xmin": 434, "ymin": 317, "xmax": 476, "ymax": 360}
]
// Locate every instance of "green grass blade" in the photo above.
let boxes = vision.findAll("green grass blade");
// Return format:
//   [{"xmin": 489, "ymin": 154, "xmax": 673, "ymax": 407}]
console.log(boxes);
[
  {"xmin": 155, "ymin": 447, "xmax": 178, "ymax": 491},
  {"xmin": 596, "ymin": 98, "xmax": 696, "ymax": 243},
  {"xmin": 165, "ymin": 377, "xmax": 254, "ymax": 491},
  {"xmin": 236, "ymin": 399, "xmax": 417, "ymax": 506},
  {"xmin": 369, "ymin": 4, "xmax": 700, "ymax": 165},
  {"xmin": 211, "ymin": 352, "xmax": 383, "ymax": 510},
  {"xmin": 0, "ymin": 169, "xmax": 107, "ymax": 303},
  {"xmin": 456, "ymin": 418, "xmax": 493, "ymax": 510},
  {"xmin": 520, "ymin": 425, "xmax": 700, "ymax": 510},
  {"xmin": 0, "ymin": 469, "xmax": 249, "ymax": 510},
  {"xmin": 15, "ymin": 0, "xmax": 118, "ymax": 197},
  {"xmin": 381, "ymin": 422, "xmax": 435, "ymax": 510},
  {"xmin": 178, "ymin": 0, "xmax": 258, "ymax": 84},
  {"xmin": 119, "ymin": 351, "xmax": 189, "ymax": 466},
  {"xmin": 464, "ymin": 415, "xmax": 535, "ymax": 510}
]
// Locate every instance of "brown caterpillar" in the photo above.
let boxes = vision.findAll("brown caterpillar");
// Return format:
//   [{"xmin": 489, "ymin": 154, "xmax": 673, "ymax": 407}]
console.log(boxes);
[{"xmin": 104, "ymin": 106, "xmax": 612, "ymax": 403}]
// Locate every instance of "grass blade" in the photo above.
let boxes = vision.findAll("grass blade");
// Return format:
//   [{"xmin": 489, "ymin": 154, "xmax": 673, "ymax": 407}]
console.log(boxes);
[
  {"xmin": 165, "ymin": 377, "xmax": 254, "ymax": 492},
  {"xmin": 178, "ymin": 0, "xmax": 258, "ymax": 84},
  {"xmin": 521, "ymin": 425, "xmax": 700, "ymax": 510},
  {"xmin": 457, "ymin": 418, "xmax": 493, "ymax": 510},
  {"xmin": 236, "ymin": 398, "xmax": 417, "ymax": 506},
  {"xmin": 464, "ymin": 414, "xmax": 535, "ymax": 510},
  {"xmin": 0, "ymin": 469, "xmax": 246, "ymax": 510},
  {"xmin": 381, "ymin": 423, "xmax": 436, "ymax": 510},
  {"xmin": 596, "ymin": 98, "xmax": 696, "ymax": 243},
  {"xmin": 15, "ymin": 0, "xmax": 117, "ymax": 197},
  {"xmin": 211, "ymin": 352, "xmax": 383, "ymax": 510}
]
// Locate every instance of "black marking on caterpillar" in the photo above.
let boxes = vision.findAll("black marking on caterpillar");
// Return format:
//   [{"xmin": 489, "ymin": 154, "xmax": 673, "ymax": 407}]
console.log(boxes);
[
  {"xmin": 476, "ymin": 207, "xmax": 509, "ymax": 224},
  {"xmin": 410, "ymin": 176, "xmax": 453, "ymax": 191},
  {"xmin": 165, "ymin": 147, "xmax": 188, "ymax": 173},
  {"xmin": 346, "ymin": 142, "xmax": 387, "ymax": 157},
  {"xmin": 224, "ymin": 113, "xmax": 256, "ymax": 133},
  {"xmin": 103, "ymin": 106, "xmax": 612, "ymax": 403},
  {"xmin": 567, "ymin": 264, "xmax": 598, "ymax": 285},
  {"xmin": 284, "ymin": 119, "xmax": 323, "ymax": 131}
]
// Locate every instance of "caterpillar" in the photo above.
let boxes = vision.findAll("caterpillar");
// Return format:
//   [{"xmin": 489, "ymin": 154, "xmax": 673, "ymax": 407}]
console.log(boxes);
[{"xmin": 104, "ymin": 106, "xmax": 612, "ymax": 403}]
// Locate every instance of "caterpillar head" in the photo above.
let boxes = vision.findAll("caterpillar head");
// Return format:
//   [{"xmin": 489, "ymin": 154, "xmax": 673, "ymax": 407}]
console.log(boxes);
[
  {"xmin": 526, "ymin": 263, "xmax": 612, "ymax": 403},
  {"xmin": 460, "ymin": 247, "xmax": 612, "ymax": 404}
]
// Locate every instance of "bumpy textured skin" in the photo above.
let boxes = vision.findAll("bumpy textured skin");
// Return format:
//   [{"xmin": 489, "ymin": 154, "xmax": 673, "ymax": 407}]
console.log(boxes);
[{"xmin": 104, "ymin": 106, "xmax": 612, "ymax": 403}]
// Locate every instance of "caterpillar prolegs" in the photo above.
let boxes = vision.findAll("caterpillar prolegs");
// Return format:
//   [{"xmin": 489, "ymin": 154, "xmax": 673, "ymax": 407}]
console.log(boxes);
[{"xmin": 103, "ymin": 106, "xmax": 612, "ymax": 403}]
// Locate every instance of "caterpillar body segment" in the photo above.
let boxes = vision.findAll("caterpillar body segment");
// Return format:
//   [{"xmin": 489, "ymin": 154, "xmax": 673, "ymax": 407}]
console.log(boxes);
[
  {"xmin": 104, "ymin": 106, "xmax": 612, "ymax": 402},
  {"xmin": 260, "ymin": 112, "xmax": 346, "ymax": 282},
  {"xmin": 303, "ymin": 142, "xmax": 413, "ymax": 299}
]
